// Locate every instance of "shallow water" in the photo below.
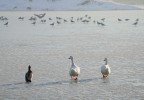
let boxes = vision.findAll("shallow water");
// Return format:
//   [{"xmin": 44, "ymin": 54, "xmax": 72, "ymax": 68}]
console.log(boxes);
[
  {"xmin": 112, "ymin": 0, "xmax": 144, "ymax": 5},
  {"xmin": 0, "ymin": 10, "xmax": 144, "ymax": 100}
]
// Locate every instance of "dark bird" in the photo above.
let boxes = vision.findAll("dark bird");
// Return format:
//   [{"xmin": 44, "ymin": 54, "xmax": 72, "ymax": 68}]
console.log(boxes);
[
  {"xmin": 136, "ymin": 18, "xmax": 139, "ymax": 21},
  {"xmin": 4, "ymin": 17, "xmax": 8, "ymax": 20},
  {"xmin": 34, "ymin": 13, "xmax": 46, "ymax": 19},
  {"xmin": 82, "ymin": 19, "xmax": 89, "ymax": 23},
  {"xmin": 85, "ymin": 14, "xmax": 88, "ymax": 17},
  {"xmin": 101, "ymin": 23, "xmax": 105, "ymax": 26},
  {"xmin": 49, "ymin": 18, "xmax": 52, "ymax": 20},
  {"xmin": 31, "ymin": 21, "xmax": 36, "ymax": 25},
  {"xmin": 18, "ymin": 17, "xmax": 24, "ymax": 20},
  {"xmin": 50, "ymin": 22, "xmax": 54, "ymax": 26},
  {"xmin": 133, "ymin": 21, "xmax": 138, "ymax": 25},
  {"xmin": 125, "ymin": 19, "xmax": 129, "ymax": 21},
  {"xmin": 1, "ymin": 17, "xmax": 8, "ymax": 21},
  {"xmin": 101, "ymin": 18, "xmax": 105, "ymax": 21},
  {"xmin": 57, "ymin": 21, "xmax": 61, "ymax": 24},
  {"xmin": 118, "ymin": 18, "xmax": 122, "ymax": 21},
  {"xmin": 97, "ymin": 21, "xmax": 101, "ymax": 25},
  {"xmin": 71, "ymin": 20, "xmax": 75, "ymax": 23},
  {"xmin": 41, "ymin": 19, "xmax": 46, "ymax": 23},
  {"xmin": 56, "ymin": 17, "xmax": 62, "ymax": 20},
  {"xmin": 4, "ymin": 22, "xmax": 8, "ymax": 26},
  {"xmin": 79, "ymin": 17, "xmax": 83, "ymax": 20},
  {"xmin": 88, "ymin": 17, "xmax": 91, "ymax": 19},
  {"xmin": 25, "ymin": 65, "xmax": 33, "ymax": 82},
  {"xmin": 29, "ymin": 16, "xmax": 37, "ymax": 21},
  {"xmin": 63, "ymin": 19, "xmax": 67, "ymax": 22}
]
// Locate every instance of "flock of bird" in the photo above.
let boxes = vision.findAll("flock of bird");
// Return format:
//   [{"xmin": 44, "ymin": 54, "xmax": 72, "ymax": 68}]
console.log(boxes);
[
  {"xmin": 25, "ymin": 56, "xmax": 110, "ymax": 83},
  {"xmin": 0, "ymin": 13, "xmax": 139, "ymax": 83},
  {"xmin": 0, "ymin": 13, "xmax": 140, "ymax": 27}
]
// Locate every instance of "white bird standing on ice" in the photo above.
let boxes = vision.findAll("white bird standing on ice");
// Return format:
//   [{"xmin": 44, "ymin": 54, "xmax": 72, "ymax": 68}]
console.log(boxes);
[
  {"xmin": 68, "ymin": 56, "xmax": 80, "ymax": 80},
  {"xmin": 101, "ymin": 58, "xmax": 111, "ymax": 78}
]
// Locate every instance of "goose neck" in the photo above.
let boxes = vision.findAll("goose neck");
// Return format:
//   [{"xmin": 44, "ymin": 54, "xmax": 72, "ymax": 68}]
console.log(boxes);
[
  {"xmin": 71, "ymin": 58, "xmax": 74, "ymax": 65},
  {"xmin": 105, "ymin": 59, "xmax": 108, "ymax": 65}
]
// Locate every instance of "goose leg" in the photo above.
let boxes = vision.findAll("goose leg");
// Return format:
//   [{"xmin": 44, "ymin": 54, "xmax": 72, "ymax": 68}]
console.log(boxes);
[
  {"xmin": 71, "ymin": 76, "xmax": 78, "ymax": 80},
  {"xmin": 74, "ymin": 77, "xmax": 78, "ymax": 80},
  {"xmin": 103, "ymin": 75, "xmax": 108, "ymax": 78},
  {"xmin": 103, "ymin": 75, "xmax": 106, "ymax": 78}
]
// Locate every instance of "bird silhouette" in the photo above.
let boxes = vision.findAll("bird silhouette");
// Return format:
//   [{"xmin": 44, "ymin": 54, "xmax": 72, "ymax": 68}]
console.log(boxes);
[
  {"xmin": 133, "ymin": 21, "xmax": 138, "ymax": 25},
  {"xmin": 4, "ymin": 22, "xmax": 8, "ymax": 26},
  {"xmin": 34, "ymin": 13, "xmax": 46, "ymax": 19},
  {"xmin": 25, "ymin": 65, "xmax": 33, "ymax": 82}
]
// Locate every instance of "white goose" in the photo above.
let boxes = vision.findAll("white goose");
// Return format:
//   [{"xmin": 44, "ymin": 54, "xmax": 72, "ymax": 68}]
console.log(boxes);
[
  {"xmin": 101, "ymin": 58, "xmax": 111, "ymax": 78},
  {"xmin": 69, "ymin": 56, "xmax": 80, "ymax": 80}
]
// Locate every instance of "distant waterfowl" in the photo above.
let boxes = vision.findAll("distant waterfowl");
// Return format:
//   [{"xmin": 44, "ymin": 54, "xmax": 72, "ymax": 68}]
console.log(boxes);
[
  {"xmin": 0, "ymin": 16, "xmax": 3, "ymax": 20},
  {"xmin": 136, "ymin": 18, "xmax": 139, "ymax": 21},
  {"xmin": 57, "ymin": 21, "xmax": 61, "ymax": 24},
  {"xmin": 1, "ymin": 13, "xmax": 141, "ymax": 30},
  {"xmin": 79, "ymin": 17, "xmax": 83, "ymax": 20},
  {"xmin": 25, "ymin": 65, "xmax": 33, "ymax": 82},
  {"xmin": 125, "ymin": 19, "xmax": 129, "ymax": 21},
  {"xmin": 18, "ymin": 17, "xmax": 24, "ymax": 20},
  {"xmin": 101, "ymin": 23, "xmax": 105, "ymax": 26},
  {"xmin": 133, "ymin": 21, "xmax": 138, "ymax": 25},
  {"xmin": 97, "ymin": 21, "xmax": 101, "ymax": 25},
  {"xmin": 41, "ymin": 19, "xmax": 46, "ymax": 23},
  {"xmin": 50, "ymin": 22, "xmax": 54, "ymax": 26},
  {"xmin": 88, "ymin": 17, "xmax": 91, "ymax": 19},
  {"xmin": 69, "ymin": 56, "xmax": 80, "ymax": 80},
  {"xmin": 97, "ymin": 21, "xmax": 105, "ymax": 26},
  {"xmin": 3, "ymin": 17, "xmax": 8, "ymax": 20},
  {"xmin": 29, "ymin": 16, "xmax": 37, "ymax": 21},
  {"xmin": 0, "ymin": 16, "xmax": 8, "ymax": 21},
  {"xmin": 101, "ymin": 58, "xmax": 111, "ymax": 78},
  {"xmin": 56, "ymin": 17, "xmax": 62, "ymax": 20},
  {"xmin": 101, "ymin": 18, "xmax": 105, "ymax": 21},
  {"xmin": 4, "ymin": 22, "xmax": 8, "ymax": 26},
  {"xmin": 85, "ymin": 14, "xmax": 88, "ymax": 17},
  {"xmin": 82, "ymin": 19, "xmax": 89, "ymax": 23},
  {"xmin": 34, "ymin": 13, "xmax": 46, "ymax": 19},
  {"xmin": 118, "ymin": 18, "xmax": 122, "ymax": 21},
  {"xmin": 71, "ymin": 20, "xmax": 75, "ymax": 23},
  {"xmin": 63, "ymin": 19, "xmax": 67, "ymax": 22},
  {"xmin": 71, "ymin": 17, "xmax": 74, "ymax": 20},
  {"xmin": 49, "ymin": 18, "xmax": 52, "ymax": 20},
  {"xmin": 31, "ymin": 21, "xmax": 36, "ymax": 25}
]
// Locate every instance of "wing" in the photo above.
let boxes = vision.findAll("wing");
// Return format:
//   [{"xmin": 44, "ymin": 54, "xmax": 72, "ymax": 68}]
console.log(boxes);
[
  {"xmin": 76, "ymin": 67, "xmax": 80, "ymax": 75},
  {"xmin": 101, "ymin": 65, "xmax": 110, "ymax": 75},
  {"xmin": 101, "ymin": 65, "xmax": 106, "ymax": 74},
  {"xmin": 69, "ymin": 68, "xmax": 78, "ymax": 76}
]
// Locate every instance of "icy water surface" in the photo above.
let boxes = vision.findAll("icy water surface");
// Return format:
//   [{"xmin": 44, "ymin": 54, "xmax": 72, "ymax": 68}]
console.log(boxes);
[
  {"xmin": 112, "ymin": 0, "xmax": 144, "ymax": 5},
  {"xmin": 0, "ymin": 10, "xmax": 144, "ymax": 100}
]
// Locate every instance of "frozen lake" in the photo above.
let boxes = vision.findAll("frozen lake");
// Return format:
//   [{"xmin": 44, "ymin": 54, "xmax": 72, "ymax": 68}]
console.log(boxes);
[{"xmin": 0, "ymin": 10, "xmax": 144, "ymax": 100}]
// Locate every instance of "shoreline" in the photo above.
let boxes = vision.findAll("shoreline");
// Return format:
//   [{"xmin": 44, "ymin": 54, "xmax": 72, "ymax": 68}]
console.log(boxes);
[{"xmin": 0, "ymin": 0, "xmax": 143, "ymax": 11}]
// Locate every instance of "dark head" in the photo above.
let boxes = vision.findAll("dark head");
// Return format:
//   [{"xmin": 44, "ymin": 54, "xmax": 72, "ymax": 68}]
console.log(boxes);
[
  {"xmin": 28, "ymin": 65, "xmax": 31, "ymax": 70},
  {"xmin": 104, "ymin": 58, "xmax": 107, "ymax": 61},
  {"xmin": 68, "ymin": 56, "xmax": 73, "ymax": 60}
]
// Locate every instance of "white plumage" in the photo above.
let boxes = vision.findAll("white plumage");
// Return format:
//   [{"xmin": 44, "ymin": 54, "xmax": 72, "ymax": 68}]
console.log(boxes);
[
  {"xmin": 101, "ymin": 58, "xmax": 111, "ymax": 78},
  {"xmin": 69, "ymin": 56, "xmax": 80, "ymax": 80}
]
